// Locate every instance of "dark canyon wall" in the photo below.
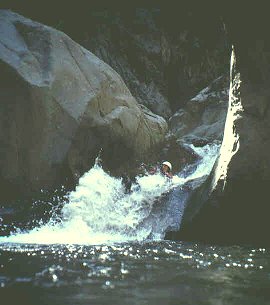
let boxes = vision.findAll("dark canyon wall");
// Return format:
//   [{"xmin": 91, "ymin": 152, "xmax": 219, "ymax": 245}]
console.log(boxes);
[{"xmin": 177, "ymin": 5, "xmax": 270, "ymax": 245}]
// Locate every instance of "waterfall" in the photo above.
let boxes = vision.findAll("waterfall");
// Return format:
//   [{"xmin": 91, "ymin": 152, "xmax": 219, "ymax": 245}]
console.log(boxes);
[{"xmin": 0, "ymin": 143, "xmax": 220, "ymax": 245}]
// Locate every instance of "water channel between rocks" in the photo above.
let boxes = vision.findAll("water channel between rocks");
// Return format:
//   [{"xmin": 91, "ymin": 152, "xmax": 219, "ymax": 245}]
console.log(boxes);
[{"xmin": 1, "ymin": 143, "xmax": 269, "ymax": 305}]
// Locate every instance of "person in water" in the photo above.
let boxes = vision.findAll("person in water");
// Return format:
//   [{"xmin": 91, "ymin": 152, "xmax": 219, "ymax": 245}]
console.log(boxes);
[
  {"xmin": 160, "ymin": 161, "xmax": 173, "ymax": 179},
  {"xmin": 148, "ymin": 161, "xmax": 173, "ymax": 179},
  {"xmin": 123, "ymin": 160, "xmax": 173, "ymax": 193}
]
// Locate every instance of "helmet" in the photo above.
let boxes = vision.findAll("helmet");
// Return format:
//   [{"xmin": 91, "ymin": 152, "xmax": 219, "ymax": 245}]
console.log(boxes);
[{"xmin": 162, "ymin": 161, "xmax": 172, "ymax": 171}]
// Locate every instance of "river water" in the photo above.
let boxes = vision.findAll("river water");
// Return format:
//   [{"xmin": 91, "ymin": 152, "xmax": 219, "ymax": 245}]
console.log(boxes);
[
  {"xmin": 0, "ymin": 241, "xmax": 269, "ymax": 305},
  {"xmin": 0, "ymin": 144, "xmax": 269, "ymax": 304}
]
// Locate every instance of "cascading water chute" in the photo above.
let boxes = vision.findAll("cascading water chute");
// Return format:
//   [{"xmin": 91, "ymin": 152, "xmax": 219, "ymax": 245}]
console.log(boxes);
[{"xmin": 0, "ymin": 143, "xmax": 220, "ymax": 245}]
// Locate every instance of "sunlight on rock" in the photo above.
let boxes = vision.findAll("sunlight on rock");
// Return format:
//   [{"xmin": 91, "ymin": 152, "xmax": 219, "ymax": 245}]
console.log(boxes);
[{"xmin": 212, "ymin": 47, "xmax": 244, "ymax": 190}]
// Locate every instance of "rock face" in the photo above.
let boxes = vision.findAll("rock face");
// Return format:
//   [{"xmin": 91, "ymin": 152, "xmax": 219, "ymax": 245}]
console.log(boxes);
[
  {"xmin": 168, "ymin": 75, "xmax": 229, "ymax": 147},
  {"xmin": 6, "ymin": 4, "xmax": 229, "ymax": 118},
  {"xmin": 161, "ymin": 4, "xmax": 270, "ymax": 245},
  {"xmin": 0, "ymin": 10, "xmax": 167, "ymax": 200},
  {"xmin": 177, "ymin": 45, "xmax": 270, "ymax": 245},
  {"xmin": 83, "ymin": 7, "xmax": 229, "ymax": 117}
]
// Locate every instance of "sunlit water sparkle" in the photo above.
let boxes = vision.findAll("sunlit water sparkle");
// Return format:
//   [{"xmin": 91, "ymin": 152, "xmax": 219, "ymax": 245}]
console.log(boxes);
[{"xmin": 0, "ymin": 241, "xmax": 269, "ymax": 305}]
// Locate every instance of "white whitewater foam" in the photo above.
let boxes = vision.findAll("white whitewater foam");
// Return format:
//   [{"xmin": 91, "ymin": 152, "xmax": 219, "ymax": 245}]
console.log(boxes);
[
  {"xmin": 185, "ymin": 143, "xmax": 220, "ymax": 181},
  {"xmin": 0, "ymin": 144, "xmax": 220, "ymax": 245}
]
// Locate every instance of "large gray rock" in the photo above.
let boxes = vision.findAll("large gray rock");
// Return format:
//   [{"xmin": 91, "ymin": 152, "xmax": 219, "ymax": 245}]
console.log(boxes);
[
  {"xmin": 168, "ymin": 75, "xmax": 229, "ymax": 147},
  {"xmin": 0, "ymin": 10, "xmax": 167, "ymax": 198}
]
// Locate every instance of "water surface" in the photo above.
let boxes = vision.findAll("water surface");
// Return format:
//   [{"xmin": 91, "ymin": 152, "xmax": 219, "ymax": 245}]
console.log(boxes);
[
  {"xmin": 1, "ymin": 144, "xmax": 268, "ymax": 304},
  {"xmin": 0, "ymin": 241, "xmax": 269, "ymax": 305}
]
